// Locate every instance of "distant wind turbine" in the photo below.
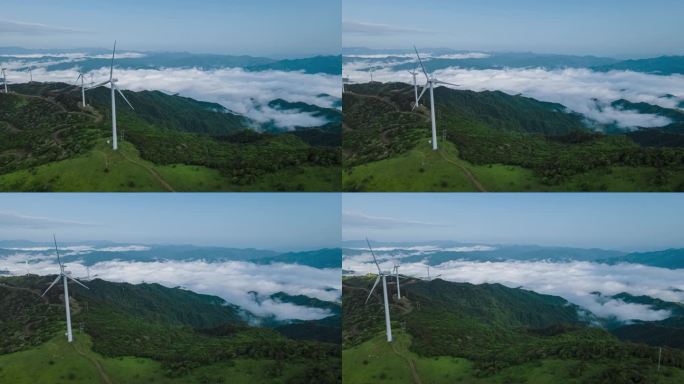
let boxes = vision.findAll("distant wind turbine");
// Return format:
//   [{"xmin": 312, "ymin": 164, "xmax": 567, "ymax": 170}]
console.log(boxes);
[
  {"xmin": 369, "ymin": 67, "xmax": 374, "ymax": 82},
  {"xmin": 408, "ymin": 68, "xmax": 419, "ymax": 107},
  {"xmin": 412, "ymin": 46, "xmax": 459, "ymax": 151},
  {"xmin": 365, "ymin": 238, "xmax": 393, "ymax": 342},
  {"xmin": 2, "ymin": 68, "xmax": 7, "ymax": 93},
  {"xmin": 392, "ymin": 262, "xmax": 401, "ymax": 299},
  {"xmin": 75, "ymin": 72, "xmax": 87, "ymax": 107},
  {"xmin": 27, "ymin": 66, "xmax": 33, "ymax": 83},
  {"xmin": 86, "ymin": 41, "xmax": 135, "ymax": 150},
  {"xmin": 41, "ymin": 235, "xmax": 89, "ymax": 343}
]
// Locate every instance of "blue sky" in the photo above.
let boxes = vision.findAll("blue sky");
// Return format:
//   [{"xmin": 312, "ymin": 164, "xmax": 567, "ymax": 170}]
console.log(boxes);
[
  {"xmin": 0, "ymin": 0, "xmax": 340, "ymax": 57},
  {"xmin": 343, "ymin": 193, "xmax": 684, "ymax": 251},
  {"xmin": 343, "ymin": 0, "xmax": 684, "ymax": 57},
  {"xmin": 0, "ymin": 193, "xmax": 341, "ymax": 250}
]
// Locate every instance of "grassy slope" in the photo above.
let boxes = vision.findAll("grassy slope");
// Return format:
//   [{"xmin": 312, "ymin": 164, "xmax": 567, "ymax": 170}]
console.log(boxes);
[
  {"xmin": 0, "ymin": 332, "xmax": 315, "ymax": 384},
  {"xmin": 343, "ymin": 141, "xmax": 684, "ymax": 192},
  {"xmin": 343, "ymin": 330, "xmax": 684, "ymax": 384},
  {"xmin": 0, "ymin": 139, "xmax": 338, "ymax": 192}
]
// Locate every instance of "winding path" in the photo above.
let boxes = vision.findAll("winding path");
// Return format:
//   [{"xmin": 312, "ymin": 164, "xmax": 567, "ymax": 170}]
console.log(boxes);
[
  {"xmin": 121, "ymin": 151, "xmax": 176, "ymax": 192},
  {"xmin": 72, "ymin": 343, "xmax": 113, "ymax": 384}
]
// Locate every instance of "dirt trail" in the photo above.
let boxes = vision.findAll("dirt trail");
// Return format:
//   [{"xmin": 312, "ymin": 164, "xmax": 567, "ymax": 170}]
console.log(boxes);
[
  {"xmin": 391, "ymin": 342, "xmax": 422, "ymax": 384},
  {"xmin": 72, "ymin": 343, "xmax": 113, "ymax": 384},
  {"xmin": 121, "ymin": 151, "xmax": 176, "ymax": 192},
  {"xmin": 439, "ymin": 151, "xmax": 487, "ymax": 192}
]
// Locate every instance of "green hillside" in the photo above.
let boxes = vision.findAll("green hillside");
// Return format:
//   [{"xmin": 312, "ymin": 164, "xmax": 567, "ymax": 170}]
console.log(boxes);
[
  {"xmin": 0, "ymin": 275, "xmax": 340, "ymax": 383},
  {"xmin": 342, "ymin": 82, "xmax": 684, "ymax": 192},
  {"xmin": 342, "ymin": 276, "xmax": 684, "ymax": 383},
  {"xmin": 0, "ymin": 82, "xmax": 340, "ymax": 191}
]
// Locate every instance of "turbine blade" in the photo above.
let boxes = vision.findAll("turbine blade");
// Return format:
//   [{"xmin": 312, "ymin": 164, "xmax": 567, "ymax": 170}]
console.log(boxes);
[
  {"xmin": 366, "ymin": 238, "xmax": 382, "ymax": 274},
  {"xmin": 414, "ymin": 46, "xmax": 429, "ymax": 81},
  {"xmin": 42, "ymin": 275, "xmax": 62, "ymax": 297},
  {"xmin": 86, "ymin": 80, "xmax": 111, "ymax": 90},
  {"xmin": 67, "ymin": 276, "xmax": 90, "ymax": 290},
  {"xmin": 115, "ymin": 85, "xmax": 135, "ymax": 110},
  {"xmin": 436, "ymin": 80, "xmax": 459, "ymax": 87},
  {"xmin": 53, "ymin": 234, "xmax": 63, "ymax": 267},
  {"xmin": 75, "ymin": 73, "xmax": 82, "ymax": 84},
  {"xmin": 365, "ymin": 276, "xmax": 381, "ymax": 304},
  {"xmin": 110, "ymin": 40, "xmax": 116, "ymax": 81}
]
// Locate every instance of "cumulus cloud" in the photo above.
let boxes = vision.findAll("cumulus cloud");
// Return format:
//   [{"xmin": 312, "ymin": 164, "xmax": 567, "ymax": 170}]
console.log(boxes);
[
  {"xmin": 0, "ymin": 20, "xmax": 84, "ymax": 35},
  {"xmin": 1, "ymin": 250, "xmax": 340, "ymax": 322},
  {"xmin": 343, "ymin": 21, "xmax": 432, "ymax": 35},
  {"xmin": 0, "ymin": 57, "xmax": 340, "ymax": 130},
  {"xmin": 0, "ymin": 211, "xmax": 99, "ymax": 229},
  {"xmin": 344, "ymin": 253, "xmax": 684, "ymax": 323},
  {"xmin": 343, "ymin": 59, "xmax": 684, "ymax": 130}
]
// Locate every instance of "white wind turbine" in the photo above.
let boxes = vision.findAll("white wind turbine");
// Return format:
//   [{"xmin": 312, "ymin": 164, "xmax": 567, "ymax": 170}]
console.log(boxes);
[
  {"xmin": 41, "ymin": 235, "xmax": 89, "ymax": 343},
  {"xmin": 368, "ymin": 67, "xmax": 374, "ymax": 82},
  {"xmin": 392, "ymin": 262, "xmax": 401, "ymax": 299},
  {"xmin": 27, "ymin": 66, "xmax": 33, "ymax": 83},
  {"xmin": 75, "ymin": 72, "xmax": 88, "ymax": 107},
  {"xmin": 365, "ymin": 238, "xmax": 392, "ymax": 342},
  {"xmin": 412, "ymin": 46, "xmax": 459, "ymax": 151},
  {"xmin": 86, "ymin": 41, "xmax": 135, "ymax": 150},
  {"xmin": 408, "ymin": 68, "xmax": 419, "ymax": 107},
  {"xmin": 2, "ymin": 68, "xmax": 7, "ymax": 93}
]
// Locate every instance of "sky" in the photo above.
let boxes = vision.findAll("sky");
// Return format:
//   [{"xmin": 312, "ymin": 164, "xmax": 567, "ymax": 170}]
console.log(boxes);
[
  {"xmin": 0, "ymin": 193, "xmax": 341, "ymax": 250},
  {"xmin": 343, "ymin": 193, "xmax": 684, "ymax": 251},
  {"xmin": 343, "ymin": 0, "xmax": 684, "ymax": 57},
  {"xmin": 0, "ymin": 0, "xmax": 340, "ymax": 57}
]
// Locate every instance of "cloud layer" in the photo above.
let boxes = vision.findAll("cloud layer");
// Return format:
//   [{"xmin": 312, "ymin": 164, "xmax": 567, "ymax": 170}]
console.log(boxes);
[
  {"xmin": 1, "ymin": 248, "xmax": 340, "ymax": 322},
  {"xmin": 344, "ymin": 251, "xmax": 684, "ymax": 323},
  {"xmin": 343, "ymin": 59, "xmax": 684, "ymax": 130},
  {"xmin": 0, "ymin": 54, "xmax": 340, "ymax": 130}
]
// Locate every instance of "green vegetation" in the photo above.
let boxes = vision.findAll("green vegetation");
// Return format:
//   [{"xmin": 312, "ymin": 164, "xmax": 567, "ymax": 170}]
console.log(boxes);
[
  {"xmin": 0, "ymin": 275, "xmax": 340, "ymax": 383},
  {"xmin": 342, "ymin": 82, "xmax": 684, "ymax": 191},
  {"xmin": 342, "ymin": 276, "xmax": 684, "ymax": 383},
  {"xmin": 0, "ymin": 82, "xmax": 340, "ymax": 191}
]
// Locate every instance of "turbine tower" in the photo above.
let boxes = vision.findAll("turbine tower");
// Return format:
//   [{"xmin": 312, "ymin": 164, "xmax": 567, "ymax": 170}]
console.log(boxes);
[
  {"xmin": 408, "ymin": 68, "xmax": 419, "ymax": 107},
  {"xmin": 2, "ymin": 68, "xmax": 7, "ymax": 93},
  {"xmin": 86, "ymin": 41, "xmax": 135, "ymax": 150},
  {"xmin": 41, "ymin": 235, "xmax": 89, "ymax": 343},
  {"xmin": 365, "ymin": 238, "xmax": 392, "ymax": 342},
  {"xmin": 412, "ymin": 46, "xmax": 459, "ymax": 151},
  {"xmin": 75, "ymin": 72, "xmax": 87, "ymax": 107},
  {"xmin": 369, "ymin": 67, "xmax": 374, "ymax": 82},
  {"xmin": 27, "ymin": 66, "xmax": 33, "ymax": 83}
]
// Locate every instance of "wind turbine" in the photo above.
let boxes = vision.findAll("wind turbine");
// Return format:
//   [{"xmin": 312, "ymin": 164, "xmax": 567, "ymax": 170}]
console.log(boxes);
[
  {"xmin": 27, "ymin": 66, "xmax": 33, "ymax": 83},
  {"xmin": 86, "ymin": 41, "xmax": 135, "ymax": 150},
  {"xmin": 408, "ymin": 68, "xmax": 419, "ymax": 107},
  {"xmin": 2, "ymin": 68, "xmax": 7, "ymax": 93},
  {"xmin": 365, "ymin": 238, "xmax": 392, "ymax": 342},
  {"xmin": 368, "ymin": 67, "xmax": 374, "ymax": 82},
  {"xmin": 392, "ymin": 262, "xmax": 401, "ymax": 299},
  {"xmin": 424, "ymin": 265, "xmax": 441, "ymax": 281},
  {"xmin": 75, "ymin": 72, "xmax": 87, "ymax": 107},
  {"xmin": 41, "ymin": 235, "xmax": 89, "ymax": 343},
  {"xmin": 412, "ymin": 46, "xmax": 459, "ymax": 151}
]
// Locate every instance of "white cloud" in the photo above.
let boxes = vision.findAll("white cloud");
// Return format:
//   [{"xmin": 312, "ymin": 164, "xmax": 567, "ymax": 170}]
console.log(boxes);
[
  {"xmin": 343, "ymin": 60, "xmax": 684, "ymax": 130},
  {"xmin": 344, "ymin": 255, "xmax": 684, "ymax": 323},
  {"xmin": 343, "ymin": 21, "xmax": 431, "ymax": 35},
  {"xmin": 1, "ymin": 252, "xmax": 341, "ymax": 322},
  {"xmin": 0, "ymin": 20, "xmax": 84, "ymax": 35},
  {"xmin": 0, "ymin": 211, "xmax": 99, "ymax": 229},
  {"xmin": 343, "ymin": 211, "xmax": 445, "ymax": 229}
]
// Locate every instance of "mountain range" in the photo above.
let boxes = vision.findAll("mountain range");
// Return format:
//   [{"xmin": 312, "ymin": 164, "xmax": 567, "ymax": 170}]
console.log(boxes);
[{"xmin": 0, "ymin": 274, "xmax": 340, "ymax": 383}]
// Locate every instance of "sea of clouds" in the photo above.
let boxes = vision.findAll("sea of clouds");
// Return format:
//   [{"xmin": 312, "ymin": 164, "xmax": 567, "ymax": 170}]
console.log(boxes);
[
  {"xmin": 343, "ymin": 247, "xmax": 684, "ymax": 324},
  {"xmin": 0, "ymin": 53, "xmax": 340, "ymax": 130},
  {"xmin": 343, "ymin": 56, "xmax": 684, "ymax": 130},
  {"xmin": 1, "ymin": 246, "xmax": 341, "ymax": 322}
]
